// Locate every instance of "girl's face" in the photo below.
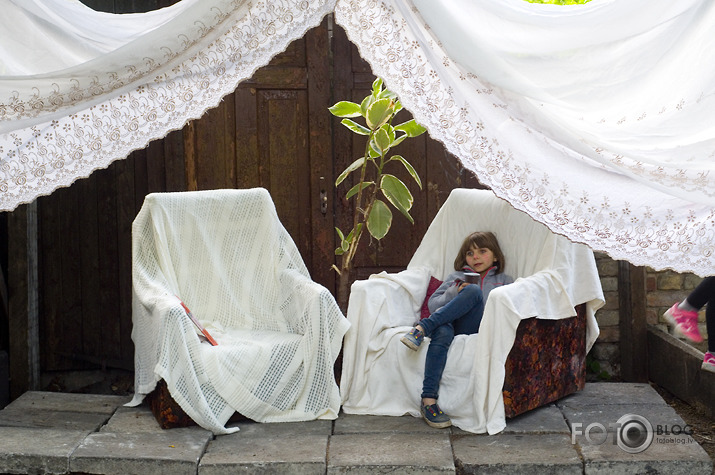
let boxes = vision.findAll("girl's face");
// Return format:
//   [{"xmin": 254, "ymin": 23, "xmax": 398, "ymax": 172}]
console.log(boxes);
[{"xmin": 465, "ymin": 245, "xmax": 497, "ymax": 273}]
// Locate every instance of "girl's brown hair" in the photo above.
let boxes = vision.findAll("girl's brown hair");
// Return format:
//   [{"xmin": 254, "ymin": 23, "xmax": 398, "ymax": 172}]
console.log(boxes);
[{"xmin": 453, "ymin": 231, "xmax": 506, "ymax": 274}]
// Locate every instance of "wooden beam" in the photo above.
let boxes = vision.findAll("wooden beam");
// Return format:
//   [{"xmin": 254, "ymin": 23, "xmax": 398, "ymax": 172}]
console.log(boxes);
[
  {"xmin": 0, "ymin": 262, "xmax": 8, "ymax": 326},
  {"xmin": 8, "ymin": 202, "xmax": 40, "ymax": 399},
  {"xmin": 618, "ymin": 262, "xmax": 648, "ymax": 382}
]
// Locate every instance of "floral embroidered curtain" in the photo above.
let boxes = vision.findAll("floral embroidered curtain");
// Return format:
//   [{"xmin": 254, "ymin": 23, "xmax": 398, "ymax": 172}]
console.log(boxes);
[{"xmin": 2, "ymin": 0, "xmax": 714, "ymax": 275}]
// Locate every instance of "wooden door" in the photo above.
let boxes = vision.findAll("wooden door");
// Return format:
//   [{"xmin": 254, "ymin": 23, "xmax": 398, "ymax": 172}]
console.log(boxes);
[{"xmin": 183, "ymin": 23, "xmax": 336, "ymax": 290}]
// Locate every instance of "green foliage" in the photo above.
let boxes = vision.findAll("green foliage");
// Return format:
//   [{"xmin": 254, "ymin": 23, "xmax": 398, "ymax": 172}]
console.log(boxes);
[
  {"xmin": 586, "ymin": 353, "xmax": 612, "ymax": 381},
  {"xmin": 524, "ymin": 0, "xmax": 591, "ymax": 4},
  {"xmin": 329, "ymin": 78, "xmax": 426, "ymax": 265}
]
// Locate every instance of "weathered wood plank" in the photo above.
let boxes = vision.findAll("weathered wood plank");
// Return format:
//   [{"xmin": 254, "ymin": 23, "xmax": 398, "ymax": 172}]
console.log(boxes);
[
  {"xmin": 259, "ymin": 90, "xmax": 311, "ymax": 261},
  {"xmin": 8, "ymin": 203, "xmax": 39, "ymax": 398},
  {"xmin": 163, "ymin": 129, "xmax": 186, "ymax": 192},
  {"xmin": 58, "ymin": 185, "xmax": 84, "ymax": 370},
  {"xmin": 619, "ymin": 262, "xmax": 648, "ymax": 382},
  {"xmin": 113, "ymin": 157, "xmax": 135, "ymax": 364},
  {"xmin": 235, "ymin": 88, "xmax": 260, "ymax": 187},
  {"xmin": 77, "ymin": 176, "xmax": 102, "ymax": 366},
  {"xmin": 95, "ymin": 166, "xmax": 122, "ymax": 366},
  {"xmin": 195, "ymin": 99, "xmax": 235, "ymax": 190},
  {"xmin": 147, "ymin": 140, "xmax": 167, "ymax": 194},
  {"xmin": 305, "ymin": 20, "xmax": 335, "ymax": 291}
]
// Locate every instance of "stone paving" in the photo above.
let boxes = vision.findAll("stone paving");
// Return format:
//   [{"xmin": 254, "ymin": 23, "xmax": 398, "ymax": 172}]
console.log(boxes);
[{"xmin": 0, "ymin": 383, "xmax": 711, "ymax": 474}]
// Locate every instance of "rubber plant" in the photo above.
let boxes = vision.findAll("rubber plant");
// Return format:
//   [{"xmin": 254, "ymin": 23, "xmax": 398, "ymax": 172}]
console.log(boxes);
[{"xmin": 329, "ymin": 78, "xmax": 427, "ymax": 312}]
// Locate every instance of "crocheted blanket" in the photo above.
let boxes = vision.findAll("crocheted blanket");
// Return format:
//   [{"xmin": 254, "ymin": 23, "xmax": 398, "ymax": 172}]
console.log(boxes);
[{"xmin": 127, "ymin": 188, "xmax": 349, "ymax": 434}]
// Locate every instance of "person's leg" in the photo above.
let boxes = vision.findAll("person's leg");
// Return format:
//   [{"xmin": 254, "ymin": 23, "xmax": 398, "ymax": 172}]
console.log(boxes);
[
  {"xmin": 664, "ymin": 278, "xmax": 710, "ymax": 342},
  {"xmin": 420, "ymin": 285, "xmax": 484, "ymax": 337},
  {"xmin": 420, "ymin": 324, "xmax": 455, "ymax": 401},
  {"xmin": 419, "ymin": 324, "xmax": 454, "ymax": 428},
  {"xmin": 703, "ymin": 288, "xmax": 715, "ymax": 368},
  {"xmin": 683, "ymin": 277, "xmax": 715, "ymax": 311},
  {"xmin": 706, "ymin": 303, "xmax": 714, "ymax": 352}
]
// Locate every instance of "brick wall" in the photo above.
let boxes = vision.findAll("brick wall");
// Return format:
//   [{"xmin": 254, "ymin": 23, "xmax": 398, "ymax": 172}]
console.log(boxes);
[
  {"xmin": 588, "ymin": 255, "xmax": 709, "ymax": 381},
  {"xmin": 590, "ymin": 252, "xmax": 620, "ymax": 379}
]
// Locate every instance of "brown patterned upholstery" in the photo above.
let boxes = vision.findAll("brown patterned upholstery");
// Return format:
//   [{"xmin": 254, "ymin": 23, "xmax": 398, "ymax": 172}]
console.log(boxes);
[
  {"xmin": 502, "ymin": 304, "xmax": 587, "ymax": 418},
  {"xmin": 147, "ymin": 379, "xmax": 249, "ymax": 429}
]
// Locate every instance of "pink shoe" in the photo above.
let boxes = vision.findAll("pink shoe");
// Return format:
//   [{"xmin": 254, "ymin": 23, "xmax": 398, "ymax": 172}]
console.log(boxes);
[
  {"xmin": 663, "ymin": 303, "xmax": 703, "ymax": 343},
  {"xmin": 704, "ymin": 352, "xmax": 715, "ymax": 370}
]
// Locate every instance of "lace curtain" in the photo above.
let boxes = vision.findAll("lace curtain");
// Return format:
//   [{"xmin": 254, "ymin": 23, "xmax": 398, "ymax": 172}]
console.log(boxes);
[
  {"xmin": 2, "ymin": 0, "xmax": 714, "ymax": 275},
  {"xmin": 0, "ymin": 0, "xmax": 336, "ymax": 208}
]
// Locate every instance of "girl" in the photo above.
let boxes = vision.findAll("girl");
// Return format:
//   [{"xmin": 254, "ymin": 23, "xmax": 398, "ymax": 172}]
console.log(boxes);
[{"xmin": 400, "ymin": 231, "xmax": 513, "ymax": 428}]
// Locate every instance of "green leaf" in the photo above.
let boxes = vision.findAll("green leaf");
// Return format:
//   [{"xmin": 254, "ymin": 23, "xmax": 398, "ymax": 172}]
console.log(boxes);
[
  {"xmin": 368, "ymin": 142, "xmax": 381, "ymax": 158},
  {"xmin": 389, "ymin": 155, "xmax": 422, "ymax": 189},
  {"xmin": 374, "ymin": 127, "xmax": 391, "ymax": 154},
  {"xmin": 334, "ymin": 227, "xmax": 347, "ymax": 255},
  {"xmin": 360, "ymin": 95, "xmax": 374, "ymax": 117},
  {"xmin": 383, "ymin": 124, "xmax": 396, "ymax": 144},
  {"xmin": 380, "ymin": 174, "xmax": 415, "ymax": 224},
  {"xmin": 394, "ymin": 119, "xmax": 427, "ymax": 137},
  {"xmin": 341, "ymin": 118, "xmax": 370, "ymax": 136},
  {"xmin": 366, "ymin": 199, "xmax": 392, "ymax": 240},
  {"xmin": 328, "ymin": 101, "xmax": 362, "ymax": 118},
  {"xmin": 378, "ymin": 88, "xmax": 398, "ymax": 101},
  {"xmin": 336, "ymin": 157, "xmax": 366, "ymax": 186},
  {"xmin": 371, "ymin": 77, "xmax": 384, "ymax": 96},
  {"xmin": 346, "ymin": 181, "xmax": 374, "ymax": 200},
  {"xmin": 366, "ymin": 98, "xmax": 394, "ymax": 130},
  {"xmin": 391, "ymin": 134, "xmax": 407, "ymax": 148}
]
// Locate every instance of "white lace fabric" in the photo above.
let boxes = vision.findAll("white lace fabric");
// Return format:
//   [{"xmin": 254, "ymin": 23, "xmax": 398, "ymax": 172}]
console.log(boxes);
[
  {"xmin": 127, "ymin": 188, "xmax": 350, "ymax": 434},
  {"xmin": 334, "ymin": 0, "xmax": 715, "ymax": 276},
  {"xmin": 2, "ymin": 0, "xmax": 715, "ymax": 275},
  {"xmin": 0, "ymin": 0, "xmax": 336, "ymax": 210}
]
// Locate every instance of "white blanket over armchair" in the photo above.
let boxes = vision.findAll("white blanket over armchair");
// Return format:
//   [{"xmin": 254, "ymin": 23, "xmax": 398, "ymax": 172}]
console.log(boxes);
[
  {"xmin": 340, "ymin": 188, "xmax": 604, "ymax": 434},
  {"xmin": 127, "ymin": 188, "xmax": 350, "ymax": 434}
]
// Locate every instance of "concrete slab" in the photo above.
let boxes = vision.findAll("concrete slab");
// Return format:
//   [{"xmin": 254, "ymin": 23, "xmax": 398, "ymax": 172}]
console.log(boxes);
[
  {"xmin": 101, "ymin": 405, "xmax": 164, "ymax": 433},
  {"xmin": 561, "ymin": 403, "xmax": 687, "ymax": 434},
  {"xmin": 199, "ymin": 434, "xmax": 328, "ymax": 474},
  {"xmin": 70, "ymin": 427, "xmax": 212, "ymax": 475},
  {"xmin": 6, "ymin": 390, "xmax": 129, "ymax": 415},
  {"xmin": 557, "ymin": 382, "xmax": 666, "ymax": 407},
  {"xmin": 502, "ymin": 404, "xmax": 571, "ymax": 434},
  {"xmin": 578, "ymin": 432, "xmax": 713, "ymax": 475},
  {"xmin": 334, "ymin": 412, "xmax": 433, "ymax": 434},
  {"xmin": 450, "ymin": 405, "xmax": 570, "ymax": 436},
  {"xmin": 452, "ymin": 433, "xmax": 582, "ymax": 475},
  {"xmin": 0, "ymin": 427, "xmax": 90, "ymax": 474},
  {"xmin": 225, "ymin": 419, "xmax": 333, "ymax": 437},
  {"xmin": 328, "ymin": 432, "xmax": 454, "ymax": 474},
  {"xmin": 0, "ymin": 406, "xmax": 111, "ymax": 431}
]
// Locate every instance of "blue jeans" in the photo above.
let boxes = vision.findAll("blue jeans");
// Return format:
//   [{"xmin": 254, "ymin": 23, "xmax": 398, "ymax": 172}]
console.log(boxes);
[{"xmin": 419, "ymin": 284, "xmax": 485, "ymax": 400}]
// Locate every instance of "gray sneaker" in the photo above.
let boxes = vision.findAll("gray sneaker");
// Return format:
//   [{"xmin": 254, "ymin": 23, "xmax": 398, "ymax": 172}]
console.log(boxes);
[
  {"xmin": 421, "ymin": 403, "xmax": 451, "ymax": 428},
  {"xmin": 400, "ymin": 327, "xmax": 424, "ymax": 351}
]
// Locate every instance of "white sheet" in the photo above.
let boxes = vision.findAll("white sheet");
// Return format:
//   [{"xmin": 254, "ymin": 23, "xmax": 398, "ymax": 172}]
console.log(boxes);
[
  {"xmin": 340, "ymin": 188, "xmax": 604, "ymax": 434},
  {"xmin": 128, "ymin": 188, "xmax": 350, "ymax": 434},
  {"xmin": 2, "ymin": 0, "xmax": 714, "ymax": 274}
]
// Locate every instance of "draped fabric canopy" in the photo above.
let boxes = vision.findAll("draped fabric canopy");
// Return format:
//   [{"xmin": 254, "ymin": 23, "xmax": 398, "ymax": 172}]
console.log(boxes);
[{"xmin": 2, "ymin": 0, "xmax": 714, "ymax": 275}]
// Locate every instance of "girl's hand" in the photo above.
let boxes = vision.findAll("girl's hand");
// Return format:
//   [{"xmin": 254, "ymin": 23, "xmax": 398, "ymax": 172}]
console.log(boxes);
[{"xmin": 457, "ymin": 282, "xmax": 469, "ymax": 292}]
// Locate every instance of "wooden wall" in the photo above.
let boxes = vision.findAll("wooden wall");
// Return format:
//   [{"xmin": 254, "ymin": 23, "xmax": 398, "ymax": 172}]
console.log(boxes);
[{"xmin": 1, "ymin": 1, "xmax": 483, "ymax": 397}]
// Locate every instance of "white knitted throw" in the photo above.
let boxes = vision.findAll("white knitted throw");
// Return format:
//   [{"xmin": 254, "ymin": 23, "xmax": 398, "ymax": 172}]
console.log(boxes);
[{"xmin": 127, "ymin": 188, "xmax": 349, "ymax": 434}]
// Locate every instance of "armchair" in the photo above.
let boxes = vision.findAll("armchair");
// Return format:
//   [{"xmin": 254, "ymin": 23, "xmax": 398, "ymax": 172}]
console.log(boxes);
[
  {"xmin": 339, "ymin": 188, "xmax": 604, "ymax": 434},
  {"xmin": 126, "ymin": 188, "xmax": 350, "ymax": 434}
]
